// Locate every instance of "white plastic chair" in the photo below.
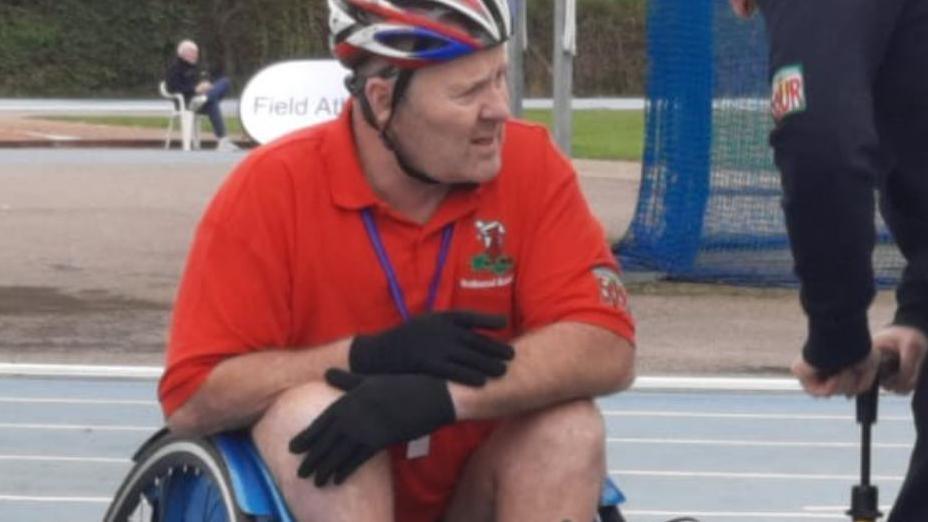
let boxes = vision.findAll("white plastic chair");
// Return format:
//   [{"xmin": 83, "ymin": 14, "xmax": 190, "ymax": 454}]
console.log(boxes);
[{"xmin": 159, "ymin": 81, "xmax": 203, "ymax": 151}]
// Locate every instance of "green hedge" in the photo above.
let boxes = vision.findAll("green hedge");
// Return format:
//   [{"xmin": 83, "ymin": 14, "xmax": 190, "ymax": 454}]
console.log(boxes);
[{"xmin": 0, "ymin": 0, "xmax": 646, "ymax": 98}]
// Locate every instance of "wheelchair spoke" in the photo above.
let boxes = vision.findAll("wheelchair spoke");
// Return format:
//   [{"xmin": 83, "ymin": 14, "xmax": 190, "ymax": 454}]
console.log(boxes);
[{"xmin": 103, "ymin": 434, "xmax": 246, "ymax": 522}]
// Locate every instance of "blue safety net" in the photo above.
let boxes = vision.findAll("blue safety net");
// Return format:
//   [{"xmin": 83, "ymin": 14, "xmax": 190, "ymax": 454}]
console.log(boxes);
[{"xmin": 616, "ymin": 0, "xmax": 904, "ymax": 286}]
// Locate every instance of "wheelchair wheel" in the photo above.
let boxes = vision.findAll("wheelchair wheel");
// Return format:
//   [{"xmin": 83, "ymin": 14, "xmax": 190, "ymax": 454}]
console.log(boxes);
[{"xmin": 104, "ymin": 432, "xmax": 250, "ymax": 522}]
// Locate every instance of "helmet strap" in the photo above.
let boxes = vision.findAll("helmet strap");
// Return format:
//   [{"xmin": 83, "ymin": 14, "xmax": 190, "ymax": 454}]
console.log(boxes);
[
  {"xmin": 350, "ymin": 68, "xmax": 462, "ymax": 187},
  {"xmin": 376, "ymin": 69, "xmax": 442, "ymax": 185}
]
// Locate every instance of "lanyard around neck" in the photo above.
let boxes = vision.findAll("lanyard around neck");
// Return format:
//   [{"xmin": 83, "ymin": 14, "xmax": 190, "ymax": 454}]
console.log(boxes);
[{"xmin": 361, "ymin": 208, "xmax": 454, "ymax": 321}]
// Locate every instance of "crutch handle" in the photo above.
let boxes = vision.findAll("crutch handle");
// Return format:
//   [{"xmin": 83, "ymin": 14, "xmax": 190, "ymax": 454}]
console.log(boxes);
[
  {"xmin": 877, "ymin": 352, "xmax": 901, "ymax": 383},
  {"xmin": 856, "ymin": 352, "xmax": 901, "ymax": 425}
]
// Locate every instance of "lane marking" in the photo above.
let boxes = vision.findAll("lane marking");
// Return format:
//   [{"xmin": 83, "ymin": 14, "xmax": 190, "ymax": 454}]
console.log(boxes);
[
  {"xmin": 3, "ymin": 364, "xmax": 907, "ymax": 396},
  {"xmin": 611, "ymin": 469, "xmax": 904, "ymax": 481},
  {"xmin": 607, "ymin": 437, "xmax": 912, "ymax": 449},
  {"xmin": 635, "ymin": 375, "xmax": 799, "ymax": 391},
  {"xmin": 624, "ymin": 509, "xmax": 844, "ymax": 520},
  {"xmin": 0, "ymin": 455, "xmax": 129, "ymax": 464},
  {"xmin": 804, "ymin": 505, "xmax": 892, "ymax": 512},
  {"xmin": 0, "ymin": 397, "xmax": 157, "ymax": 406},
  {"xmin": 0, "ymin": 363, "xmax": 162, "ymax": 379},
  {"xmin": 0, "ymin": 494, "xmax": 110, "ymax": 504},
  {"xmin": 602, "ymin": 410, "xmax": 912, "ymax": 422},
  {"xmin": 0, "ymin": 422, "xmax": 157, "ymax": 432},
  {"xmin": 0, "ymin": 364, "xmax": 806, "ymax": 392}
]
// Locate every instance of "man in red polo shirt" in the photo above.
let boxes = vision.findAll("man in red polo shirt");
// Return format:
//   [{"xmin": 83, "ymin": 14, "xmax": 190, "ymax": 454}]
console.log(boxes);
[{"xmin": 160, "ymin": 0, "xmax": 635, "ymax": 520}]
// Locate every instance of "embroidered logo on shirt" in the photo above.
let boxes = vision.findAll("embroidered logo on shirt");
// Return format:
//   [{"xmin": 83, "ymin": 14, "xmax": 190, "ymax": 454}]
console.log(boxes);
[
  {"xmin": 471, "ymin": 220, "xmax": 514, "ymax": 275},
  {"xmin": 461, "ymin": 219, "xmax": 515, "ymax": 289},
  {"xmin": 771, "ymin": 64, "xmax": 806, "ymax": 122},
  {"xmin": 592, "ymin": 266, "xmax": 627, "ymax": 309}
]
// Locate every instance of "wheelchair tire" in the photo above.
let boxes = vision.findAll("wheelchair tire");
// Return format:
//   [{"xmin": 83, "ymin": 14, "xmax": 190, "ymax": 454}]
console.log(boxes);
[{"xmin": 103, "ymin": 433, "xmax": 251, "ymax": 522}]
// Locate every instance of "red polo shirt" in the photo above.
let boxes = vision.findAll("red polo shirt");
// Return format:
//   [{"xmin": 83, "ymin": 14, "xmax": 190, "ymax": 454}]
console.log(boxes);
[{"xmin": 160, "ymin": 103, "xmax": 634, "ymax": 520}]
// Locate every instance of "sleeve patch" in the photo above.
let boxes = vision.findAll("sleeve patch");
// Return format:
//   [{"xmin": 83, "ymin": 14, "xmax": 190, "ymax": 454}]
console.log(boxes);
[{"xmin": 592, "ymin": 266, "xmax": 628, "ymax": 309}]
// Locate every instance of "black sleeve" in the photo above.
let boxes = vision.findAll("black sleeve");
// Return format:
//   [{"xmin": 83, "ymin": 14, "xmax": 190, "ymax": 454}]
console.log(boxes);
[
  {"xmin": 781, "ymin": 163, "xmax": 876, "ymax": 374},
  {"xmin": 759, "ymin": 0, "xmax": 894, "ymax": 373},
  {"xmin": 165, "ymin": 60, "xmax": 196, "ymax": 98}
]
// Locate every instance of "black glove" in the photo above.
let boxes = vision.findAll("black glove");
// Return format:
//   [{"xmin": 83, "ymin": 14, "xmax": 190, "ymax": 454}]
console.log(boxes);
[
  {"xmin": 289, "ymin": 368, "xmax": 456, "ymax": 486},
  {"xmin": 349, "ymin": 310, "xmax": 514, "ymax": 386}
]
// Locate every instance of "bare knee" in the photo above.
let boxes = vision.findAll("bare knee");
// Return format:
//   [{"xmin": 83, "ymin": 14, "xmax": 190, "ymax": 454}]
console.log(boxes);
[
  {"xmin": 251, "ymin": 382, "xmax": 342, "ymax": 490},
  {"xmin": 254, "ymin": 382, "xmax": 341, "ymax": 444},
  {"xmin": 526, "ymin": 400, "xmax": 604, "ymax": 452},
  {"xmin": 251, "ymin": 382, "xmax": 393, "ymax": 521},
  {"xmin": 502, "ymin": 399, "xmax": 606, "ymax": 475},
  {"xmin": 463, "ymin": 400, "xmax": 605, "ymax": 520}
]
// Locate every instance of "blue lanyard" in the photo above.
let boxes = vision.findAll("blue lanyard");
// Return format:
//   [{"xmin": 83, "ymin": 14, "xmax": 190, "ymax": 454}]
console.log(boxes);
[{"xmin": 361, "ymin": 208, "xmax": 454, "ymax": 321}]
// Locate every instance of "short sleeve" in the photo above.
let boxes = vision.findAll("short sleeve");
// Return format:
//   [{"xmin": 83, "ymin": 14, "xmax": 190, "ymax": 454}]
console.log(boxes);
[
  {"xmin": 159, "ymin": 154, "xmax": 296, "ymax": 416},
  {"xmin": 514, "ymin": 138, "xmax": 635, "ymax": 343}
]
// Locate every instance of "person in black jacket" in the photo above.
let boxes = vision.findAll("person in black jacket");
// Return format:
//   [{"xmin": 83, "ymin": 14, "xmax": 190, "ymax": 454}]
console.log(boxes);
[
  {"xmin": 165, "ymin": 39, "xmax": 238, "ymax": 151},
  {"xmin": 732, "ymin": 0, "xmax": 928, "ymax": 519}
]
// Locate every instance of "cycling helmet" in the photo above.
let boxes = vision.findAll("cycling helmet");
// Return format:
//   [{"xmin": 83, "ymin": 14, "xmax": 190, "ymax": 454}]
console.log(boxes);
[
  {"xmin": 329, "ymin": 0, "xmax": 513, "ymax": 185},
  {"xmin": 328, "ymin": 0, "xmax": 513, "ymax": 70}
]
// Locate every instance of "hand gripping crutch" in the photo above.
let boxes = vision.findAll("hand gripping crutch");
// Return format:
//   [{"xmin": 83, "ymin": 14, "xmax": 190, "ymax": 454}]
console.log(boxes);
[{"xmin": 848, "ymin": 353, "xmax": 900, "ymax": 522}]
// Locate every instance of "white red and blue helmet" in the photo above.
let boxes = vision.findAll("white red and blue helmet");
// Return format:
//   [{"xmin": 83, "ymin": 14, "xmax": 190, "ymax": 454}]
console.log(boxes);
[{"xmin": 328, "ymin": 0, "xmax": 513, "ymax": 69}]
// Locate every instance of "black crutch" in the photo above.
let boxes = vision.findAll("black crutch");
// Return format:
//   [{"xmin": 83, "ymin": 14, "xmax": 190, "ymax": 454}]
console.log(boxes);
[{"xmin": 848, "ymin": 353, "xmax": 900, "ymax": 522}]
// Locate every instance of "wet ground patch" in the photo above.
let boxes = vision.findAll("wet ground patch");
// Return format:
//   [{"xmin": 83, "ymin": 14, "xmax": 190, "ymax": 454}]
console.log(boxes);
[{"xmin": 0, "ymin": 286, "xmax": 166, "ymax": 316}]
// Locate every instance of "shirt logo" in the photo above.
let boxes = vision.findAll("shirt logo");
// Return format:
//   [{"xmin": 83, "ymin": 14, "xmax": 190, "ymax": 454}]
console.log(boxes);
[
  {"xmin": 592, "ymin": 266, "xmax": 627, "ymax": 309},
  {"xmin": 471, "ymin": 220, "xmax": 514, "ymax": 276},
  {"xmin": 461, "ymin": 219, "xmax": 515, "ymax": 289},
  {"xmin": 771, "ymin": 64, "xmax": 806, "ymax": 122}
]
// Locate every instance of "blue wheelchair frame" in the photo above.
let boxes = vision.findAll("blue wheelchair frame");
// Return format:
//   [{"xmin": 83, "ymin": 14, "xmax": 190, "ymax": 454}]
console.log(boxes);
[
  {"xmin": 115, "ymin": 428, "xmax": 627, "ymax": 522},
  {"xmin": 213, "ymin": 431, "xmax": 627, "ymax": 521}
]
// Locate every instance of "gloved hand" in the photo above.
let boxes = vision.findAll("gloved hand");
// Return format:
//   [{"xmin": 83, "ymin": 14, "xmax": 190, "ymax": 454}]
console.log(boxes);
[
  {"xmin": 349, "ymin": 310, "xmax": 514, "ymax": 386},
  {"xmin": 289, "ymin": 368, "xmax": 456, "ymax": 486}
]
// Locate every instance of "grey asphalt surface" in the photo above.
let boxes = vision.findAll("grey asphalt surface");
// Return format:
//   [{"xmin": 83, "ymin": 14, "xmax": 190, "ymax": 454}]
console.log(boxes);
[
  {"xmin": 0, "ymin": 150, "xmax": 240, "ymax": 365},
  {"xmin": 4, "ymin": 146, "xmax": 899, "ymax": 377},
  {"xmin": 0, "ymin": 374, "xmax": 914, "ymax": 522},
  {"xmin": 0, "ymin": 148, "xmax": 642, "ymax": 366}
]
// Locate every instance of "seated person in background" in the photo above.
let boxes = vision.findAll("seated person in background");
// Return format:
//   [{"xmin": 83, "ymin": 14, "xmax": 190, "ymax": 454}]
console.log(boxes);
[
  {"xmin": 159, "ymin": 0, "xmax": 636, "ymax": 520},
  {"xmin": 165, "ymin": 39, "xmax": 238, "ymax": 151}
]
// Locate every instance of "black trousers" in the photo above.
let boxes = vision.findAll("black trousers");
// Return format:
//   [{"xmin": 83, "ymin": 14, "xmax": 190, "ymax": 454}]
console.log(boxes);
[{"xmin": 758, "ymin": 0, "xmax": 928, "ymax": 519}]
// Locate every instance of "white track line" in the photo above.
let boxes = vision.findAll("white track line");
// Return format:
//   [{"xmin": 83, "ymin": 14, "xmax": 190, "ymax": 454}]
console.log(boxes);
[
  {"xmin": 0, "ymin": 397, "xmax": 157, "ymax": 406},
  {"xmin": 623, "ymin": 509, "xmax": 844, "ymax": 520},
  {"xmin": 0, "ymin": 494, "xmax": 110, "ymax": 504},
  {"xmin": 0, "ymin": 422, "xmax": 157, "ymax": 432},
  {"xmin": 0, "ymin": 363, "xmax": 162, "ymax": 379},
  {"xmin": 804, "ymin": 505, "xmax": 893, "ymax": 512},
  {"xmin": 0, "ymin": 455, "xmax": 128, "ymax": 464},
  {"xmin": 611, "ymin": 469, "xmax": 905, "ymax": 481},
  {"xmin": 607, "ymin": 437, "xmax": 912, "ymax": 449},
  {"xmin": 634, "ymin": 375, "xmax": 801, "ymax": 391},
  {"xmin": 0, "ymin": 363, "xmax": 803, "ymax": 391},
  {"xmin": 2, "ymin": 363, "xmax": 892, "ymax": 395},
  {"xmin": 601, "ymin": 410, "xmax": 912, "ymax": 422}
]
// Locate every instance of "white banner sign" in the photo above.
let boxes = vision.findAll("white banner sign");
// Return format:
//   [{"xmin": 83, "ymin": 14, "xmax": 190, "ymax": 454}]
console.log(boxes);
[{"xmin": 239, "ymin": 60, "xmax": 351, "ymax": 144}]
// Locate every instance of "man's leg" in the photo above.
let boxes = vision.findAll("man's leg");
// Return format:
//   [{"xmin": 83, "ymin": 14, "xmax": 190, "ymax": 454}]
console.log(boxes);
[
  {"xmin": 200, "ymin": 78, "xmax": 231, "ymax": 138},
  {"xmin": 874, "ymin": 0, "xmax": 928, "ymax": 519},
  {"xmin": 201, "ymin": 103, "xmax": 227, "ymax": 139},
  {"xmin": 442, "ymin": 399, "xmax": 606, "ymax": 522},
  {"xmin": 206, "ymin": 77, "xmax": 230, "ymax": 104},
  {"xmin": 251, "ymin": 382, "xmax": 394, "ymax": 522}
]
